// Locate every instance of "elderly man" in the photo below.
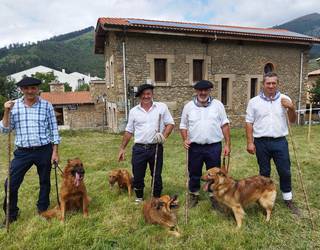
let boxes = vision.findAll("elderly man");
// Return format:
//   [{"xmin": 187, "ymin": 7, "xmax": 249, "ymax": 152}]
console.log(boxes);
[
  {"xmin": 180, "ymin": 80, "xmax": 231, "ymax": 208},
  {"xmin": 118, "ymin": 84, "xmax": 174, "ymax": 203},
  {"xmin": 246, "ymin": 72, "xmax": 300, "ymax": 215},
  {"xmin": 0, "ymin": 77, "xmax": 60, "ymax": 226}
]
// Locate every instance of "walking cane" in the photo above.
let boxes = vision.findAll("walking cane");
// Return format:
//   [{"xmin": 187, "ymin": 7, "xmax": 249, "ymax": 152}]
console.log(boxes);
[
  {"xmin": 6, "ymin": 109, "xmax": 12, "ymax": 232},
  {"xmin": 285, "ymin": 112, "xmax": 315, "ymax": 231},
  {"xmin": 151, "ymin": 114, "xmax": 161, "ymax": 197},
  {"xmin": 184, "ymin": 115, "xmax": 189, "ymax": 225}
]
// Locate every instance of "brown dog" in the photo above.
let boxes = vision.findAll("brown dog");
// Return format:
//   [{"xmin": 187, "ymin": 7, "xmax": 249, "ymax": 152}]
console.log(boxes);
[
  {"xmin": 108, "ymin": 169, "xmax": 133, "ymax": 197},
  {"xmin": 143, "ymin": 195, "xmax": 180, "ymax": 237},
  {"xmin": 40, "ymin": 158, "xmax": 90, "ymax": 222},
  {"xmin": 202, "ymin": 167, "xmax": 276, "ymax": 228}
]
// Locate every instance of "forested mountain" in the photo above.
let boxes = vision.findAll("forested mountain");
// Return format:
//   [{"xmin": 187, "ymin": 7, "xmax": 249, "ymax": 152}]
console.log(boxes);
[
  {"xmin": 274, "ymin": 13, "xmax": 320, "ymax": 58},
  {"xmin": 0, "ymin": 27, "xmax": 104, "ymax": 77}
]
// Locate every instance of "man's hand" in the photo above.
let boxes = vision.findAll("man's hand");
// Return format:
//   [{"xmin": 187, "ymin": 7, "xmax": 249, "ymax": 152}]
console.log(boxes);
[
  {"xmin": 4, "ymin": 100, "xmax": 15, "ymax": 111},
  {"xmin": 51, "ymin": 151, "xmax": 59, "ymax": 164},
  {"xmin": 223, "ymin": 144, "xmax": 230, "ymax": 156},
  {"xmin": 118, "ymin": 148, "xmax": 125, "ymax": 162},
  {"xmin": 281, "ymin": 98, "xmax": 294, "ymax": 110},
  {"xmin": 247, "ymin": 142, "xmax": 256, "ymax": 154},
  {"xmin": 152, "ymin": 132, "xmax": 166, "ymax": 144},
  {"xmin": 183, "ymin": 139, "xmax": 191, "ymax": 150}
]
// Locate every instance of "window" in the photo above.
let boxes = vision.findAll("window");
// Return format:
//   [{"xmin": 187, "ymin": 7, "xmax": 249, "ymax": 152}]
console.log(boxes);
[
  {"xmin": 146, "ymin": 54, "xmax": 174, "ymax": 86},
  {"xmin": 264, "ymin": 63, "xmax": 274, "ymax": 74},
  {"xmin": 154, "ymin": 59, "xmax": 167, "ymax": 82},
  {"xmin": 193, "ymin": 59, "xmax": 203, "ymax": 82},
  {"xmin": 250, "ymin": 78, "xmax": 258, "ymax": 98},
  {"xmin": 221, "ymin": 78, "xmax": 229, "ymax": 105}
]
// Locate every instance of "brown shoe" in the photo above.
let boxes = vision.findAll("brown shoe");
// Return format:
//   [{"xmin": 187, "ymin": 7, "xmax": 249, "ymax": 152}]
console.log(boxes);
[
  {"xmin": 284, "ymin": 200, "xmax": 301, "ymax": 216},
  {"xmin": 189, "ymin": 194, "xmax": 199, "ymax": 208}
]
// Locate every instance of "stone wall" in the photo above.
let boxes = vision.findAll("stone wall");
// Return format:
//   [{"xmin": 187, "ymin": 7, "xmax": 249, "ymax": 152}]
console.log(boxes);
[{"xmin": 104, "ymin": 32, "xmax": 310, "ymax": 130}]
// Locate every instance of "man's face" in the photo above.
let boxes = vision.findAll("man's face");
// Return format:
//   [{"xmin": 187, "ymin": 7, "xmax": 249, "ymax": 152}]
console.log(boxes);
[
  {"xmin": 140, "ymin": 89, "xmax": 153, "ymax": 105},
  {"xmin": 196, "ymin": 88, "xmax": 211, "ymax": 102},
  {"xmin": 20, "ymin": 86, "xmax": 39, "ymax": 100},
  {"xmin": 263, "ymin": 76, "xmax": 278, "ymax": 96}
]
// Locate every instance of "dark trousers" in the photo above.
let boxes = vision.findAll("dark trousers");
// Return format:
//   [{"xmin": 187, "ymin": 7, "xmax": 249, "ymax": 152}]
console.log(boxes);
[
  {"xmin": 254, "ymin": 137, "xmax": 291, "ymax": 193},
  {"xmin": 131, "ymin": 144, "xmax": 163, "ymax": 198},
  {"xmin": 3, "ymin": 144, "xmax": 53, "ymax": 219},
  {"xmin": 188, "ymin": 142, "xmax": 222, "ymax": 193}
]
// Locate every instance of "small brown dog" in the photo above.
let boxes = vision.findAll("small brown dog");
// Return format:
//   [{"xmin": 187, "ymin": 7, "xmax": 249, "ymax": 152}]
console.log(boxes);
[
  {"xmin": 40, "ymin": 158, "xmax": 90, "ymax": 222},
  {"xmin": 108, "ymin": 169, "xmax": 133, "ymax": 197},
  {"xmin": 202, "ymin": 167, "xmax": 276, "ymax": 228},
  {"xmin": 143, "ymin": 195, "xmax": 180, "ymax": 237}
]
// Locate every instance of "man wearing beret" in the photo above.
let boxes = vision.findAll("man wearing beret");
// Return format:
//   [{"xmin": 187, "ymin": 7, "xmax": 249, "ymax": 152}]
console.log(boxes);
[
  {"xmin": 118, "ymin": 84, "xmax": 174, "ymax": 203},
  {"xmin": 180, "ymin": 80, "xmax": 231, "ymax": 208},
  {"xmin": 0, "ymin": 77, "xmax": 60, "ymax": 226}
]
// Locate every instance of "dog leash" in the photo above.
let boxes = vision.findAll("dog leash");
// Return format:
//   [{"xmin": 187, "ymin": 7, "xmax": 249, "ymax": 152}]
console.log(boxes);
[{"xmin": 52, "ymin": 161, "xmax": 63, "ymax": 207}]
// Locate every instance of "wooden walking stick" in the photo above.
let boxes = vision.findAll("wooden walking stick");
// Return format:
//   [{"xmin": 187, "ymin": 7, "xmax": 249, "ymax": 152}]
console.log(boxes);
[
  {"xmin": 307, "ymin": 102, "xmax": 312, "ymax": 143},
  {"xmin": 285, "ymin": 112, "xmax": 315, "ymax": 231},
  {"xmin": 151, "ymin": 114, "xmax": 161, "ymax": 197},
  {"xmin": 185, "ymin": 115, "xmax": 189, "ymax": 224},
  {"xmin": 6, "ymin": 109, "xmax": 12, "ymax": 232}
]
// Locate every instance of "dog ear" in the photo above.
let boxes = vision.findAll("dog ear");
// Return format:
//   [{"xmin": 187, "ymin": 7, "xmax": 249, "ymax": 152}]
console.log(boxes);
[{"xmin": 67, "ymin": 159, "xmax": 71, "ymax": 164}]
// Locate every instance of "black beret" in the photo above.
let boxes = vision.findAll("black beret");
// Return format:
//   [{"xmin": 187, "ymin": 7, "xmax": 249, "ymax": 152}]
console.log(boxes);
[
  {"xmin": 193, "ymin": 80, "xmax": 213, "ymax": 90},
  {"xmin": 16, "ymin": 77, "xmax": 42, "ymax": 87},
  {"xmin": 135, "ymin": 84, "xmax": 154, "ymax": 97}
]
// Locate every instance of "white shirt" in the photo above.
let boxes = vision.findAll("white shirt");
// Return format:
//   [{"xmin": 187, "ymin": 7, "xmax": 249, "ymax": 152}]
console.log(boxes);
[
  {"xmin": 125, "ymin": 102, "xmax": 174, "ymax": 144},
  {"xmin": 246, "ymin": 94, "xmax": 290, "ymax": 138},
  {"xmin": 179, "ymin": 99, "xmax": 229, "ymax": 144}
]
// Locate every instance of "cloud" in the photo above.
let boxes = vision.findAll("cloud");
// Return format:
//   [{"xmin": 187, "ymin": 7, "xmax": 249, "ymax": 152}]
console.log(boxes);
[{"xmin": 0, "ymin": 0, "xmax": 319, "ymax": 47}]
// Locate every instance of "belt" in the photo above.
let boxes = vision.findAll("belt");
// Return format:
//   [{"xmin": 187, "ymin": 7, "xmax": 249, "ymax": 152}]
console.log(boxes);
[
  {"xmin": 134, "ymin": 143, "xmax": 158, "ymax": 149},
  {"xmin": 254, "ymin": 136, "xmax": 285, "ymax": 141},
  {"xmin": 16, "ymin": 144, "xmax": 50, "ymax": 151}
]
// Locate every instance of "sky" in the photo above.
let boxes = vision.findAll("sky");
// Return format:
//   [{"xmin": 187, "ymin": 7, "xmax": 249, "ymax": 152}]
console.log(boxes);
[{"xmin": 1, "ymin": 0, "xmax": 319, "ymax": 48}]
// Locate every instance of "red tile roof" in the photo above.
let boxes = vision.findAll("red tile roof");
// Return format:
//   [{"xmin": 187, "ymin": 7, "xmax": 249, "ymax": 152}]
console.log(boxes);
[
  {"xmin": 41, "ymin": 91, "xmax": 94, "ymax": 105},
  {"xmin": 95, "ymin": 17, "xmax": 320, "ymax": 53}
]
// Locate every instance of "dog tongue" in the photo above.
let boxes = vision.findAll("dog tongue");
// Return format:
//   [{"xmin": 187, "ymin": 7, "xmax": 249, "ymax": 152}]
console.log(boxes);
[
  {"xmin": 203, "ymin": 182, "xmax": 209, "ymax": 192},
  {"xmin": 74, "ymin": 173, "xmax": 80, "ymax": 187}
]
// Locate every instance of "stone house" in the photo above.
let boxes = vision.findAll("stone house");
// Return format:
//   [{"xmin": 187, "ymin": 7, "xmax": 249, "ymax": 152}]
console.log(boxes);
[
  {"xmin": 94, "ymin": 17, "xmax": 320, "ymax": 131},
  {"xmin": 41, "ymin": 80, "xmax": 108, "ymax": 129}
]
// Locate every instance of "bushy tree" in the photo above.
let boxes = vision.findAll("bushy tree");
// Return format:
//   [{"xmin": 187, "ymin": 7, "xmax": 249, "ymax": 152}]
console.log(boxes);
[
  {"xmin": 64, "ymin": 82, "xmax": 72, "ymax": 92},
  {"xmin": 76, "ymin": 83, "xmax": 89, "ymax": 91},
  {"xmin": 309, "ymin": 77, "xmax": 320, "ymax": 104},
  {"xmin": 0, "ymin": 76, "xmax": 18, "ymax": 117},
  {"xmin": 31, "ymin": 72, "xmax": 56, "ymax": 92}
]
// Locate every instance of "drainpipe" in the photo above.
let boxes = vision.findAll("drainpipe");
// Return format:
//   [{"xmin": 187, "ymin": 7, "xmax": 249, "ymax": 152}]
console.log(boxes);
[
  {"xmin": 297, "ymin": 51, "xmax": 303, "ymax": 125},
  {"xmin": 122, "ymin": 41, "xmax": 128, "ymax": 121}
]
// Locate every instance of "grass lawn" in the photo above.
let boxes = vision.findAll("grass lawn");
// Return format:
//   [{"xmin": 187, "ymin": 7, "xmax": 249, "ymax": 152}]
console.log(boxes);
[{"xmin": 0, "ymin": 126, "xmax": 319, "ymax": 249}]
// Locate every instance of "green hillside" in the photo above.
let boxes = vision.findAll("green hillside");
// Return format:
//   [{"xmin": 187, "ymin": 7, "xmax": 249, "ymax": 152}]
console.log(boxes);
[
  {"xmin": 274, "ymin": 13, "xmax": 320, "ymax": 58},
  {"xmin": 0, "ymin": 27, "xmax": 104, "ymax": 77}
]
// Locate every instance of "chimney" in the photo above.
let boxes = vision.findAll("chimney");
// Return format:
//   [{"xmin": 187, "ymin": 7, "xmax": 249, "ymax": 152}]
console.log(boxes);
[
  {"xmin": 62, "ymin": 69, "xmax": 65, "ymax": 74},
  {"xmin": 49, "ymin": 80, "xmax": 65, "ymax": 92}
]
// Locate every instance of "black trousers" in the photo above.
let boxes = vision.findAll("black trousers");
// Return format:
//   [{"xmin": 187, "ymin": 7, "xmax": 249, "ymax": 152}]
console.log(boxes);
[
  {"xmin": 131, "ymin": 144, "xmax": 163, "ymax": 198},
  {"xmin": 188, "ymin": 142, "xmax": 222, "ymax": 193},
  {"xmin": 254, "ymin": 137, "xmax": 291, "ymax": 193},
  {"xmin": 3, "ymin": 144, "xmax": 52, "ymax": 219}
]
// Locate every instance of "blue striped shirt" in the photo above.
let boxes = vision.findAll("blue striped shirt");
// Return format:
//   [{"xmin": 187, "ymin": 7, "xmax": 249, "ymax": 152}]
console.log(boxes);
[{"xmin": 0, "ymin": 97, "xmax": 61, "ymax": 147}]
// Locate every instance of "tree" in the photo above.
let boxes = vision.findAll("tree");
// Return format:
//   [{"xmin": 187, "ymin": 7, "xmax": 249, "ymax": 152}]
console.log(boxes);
[
  {"xmin": 76, "ymin": 83, "xmax": 89, "ymax": 91},
  {"xmin": 0, "ymin": 76, "xmax": 19, "ymax": 117},
  {"xmin": 64, "ymin": 82, "xmax": 72, "ymax": 92},
  {"xmin": 309, "ymin": 77, "xmax": 320, "ymax": 104},
  {"xmin": 31, "ymin": 72, "xmax": 56, "ymax": 92}
]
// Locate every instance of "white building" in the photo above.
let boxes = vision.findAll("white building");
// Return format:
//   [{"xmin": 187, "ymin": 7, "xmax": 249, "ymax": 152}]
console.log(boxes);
[{"xmin": 8, "ymin": 65, "xmax": 101, "ymax": 90}]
